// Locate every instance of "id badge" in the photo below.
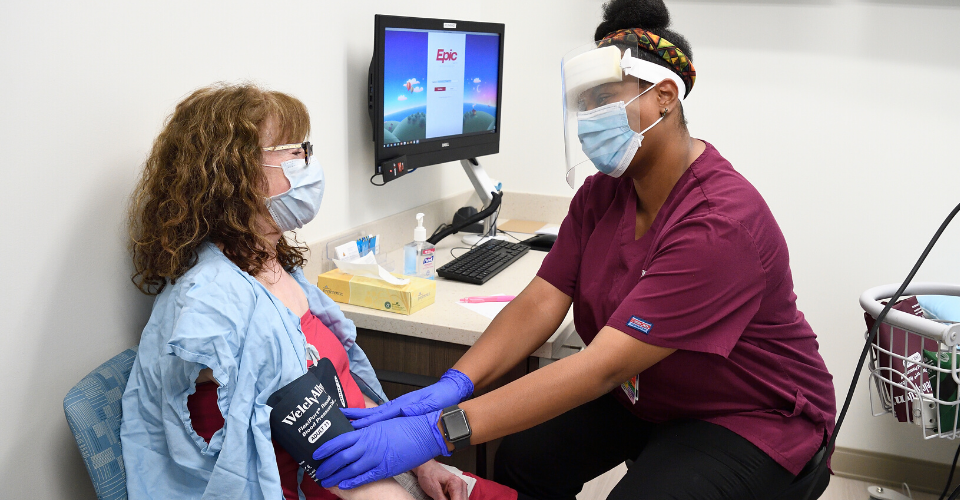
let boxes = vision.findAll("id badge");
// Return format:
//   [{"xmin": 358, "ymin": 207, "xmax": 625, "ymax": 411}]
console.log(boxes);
[{"xmin": 620, "ymin": 374, "xmax": 639, "ymax": 405}]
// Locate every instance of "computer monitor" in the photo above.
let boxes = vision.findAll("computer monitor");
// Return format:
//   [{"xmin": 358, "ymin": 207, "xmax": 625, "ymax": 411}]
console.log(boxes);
[{"xmin": 368, "ymin": 15, "xmax": 505, "ymax": 183}]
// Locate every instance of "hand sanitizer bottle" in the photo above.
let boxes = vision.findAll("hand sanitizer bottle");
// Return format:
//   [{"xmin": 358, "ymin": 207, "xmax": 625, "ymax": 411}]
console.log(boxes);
[{"xmin": 404, "ymin": 213, "xmax": 435, "ymax": 279}]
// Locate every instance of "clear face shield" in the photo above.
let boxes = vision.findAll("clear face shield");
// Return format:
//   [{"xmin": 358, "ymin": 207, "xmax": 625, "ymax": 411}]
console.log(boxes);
[{"xmin": 560, "ymin": 41, "xmax": 687, "ymax": 187}]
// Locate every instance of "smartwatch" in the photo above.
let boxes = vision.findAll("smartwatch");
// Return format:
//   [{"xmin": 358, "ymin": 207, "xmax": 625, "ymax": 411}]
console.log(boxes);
[{"xmin": 440, "ymin": 405, "xmax": 472, "ymax": 451}]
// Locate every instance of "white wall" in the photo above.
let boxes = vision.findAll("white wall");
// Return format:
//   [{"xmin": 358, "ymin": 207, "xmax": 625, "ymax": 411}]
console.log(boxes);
[
  {"xmin": 1, "ymin": 0, "xmax": 958, "ymax": 498},
  {"xmin": 664, "ymin": 0, "xmax": 960, "ymax": 465}
]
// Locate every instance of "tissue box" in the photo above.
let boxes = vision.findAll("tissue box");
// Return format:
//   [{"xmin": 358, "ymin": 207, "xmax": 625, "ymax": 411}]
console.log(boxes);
[{"xmin": 317, "ymin": 269, "xmax": 436, "ymax": 315}]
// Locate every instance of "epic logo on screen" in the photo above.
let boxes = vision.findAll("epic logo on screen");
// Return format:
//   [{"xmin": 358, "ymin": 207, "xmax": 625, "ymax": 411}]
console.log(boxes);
[{"xmin": 436, "ymin": 49, "xmax": 458, "ymax": 63}]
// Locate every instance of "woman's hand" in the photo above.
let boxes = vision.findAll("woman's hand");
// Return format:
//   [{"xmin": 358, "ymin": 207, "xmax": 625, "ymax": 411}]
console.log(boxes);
[
  {"xmin": 341, "ymin": 369, "xmax": 473, "ymax": 428},
  {"xmin": 412, "ymin": 461, "xmax": 469, "ymax": 500}
]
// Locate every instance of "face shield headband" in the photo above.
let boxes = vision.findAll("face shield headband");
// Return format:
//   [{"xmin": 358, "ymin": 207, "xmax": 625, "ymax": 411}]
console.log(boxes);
[
  {"xmin": 599, "ymin": 28, "xmax": 696, "ymax": 98},
  {"xmin": 619, "ymin": 51, "xmax": 686, "ymax": 103}
]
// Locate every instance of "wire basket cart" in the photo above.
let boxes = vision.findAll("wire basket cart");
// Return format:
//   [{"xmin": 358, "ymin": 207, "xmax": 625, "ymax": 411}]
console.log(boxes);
[{"xmin": 861, "ymin": 283, "xmax": 960, "ymax": 439}]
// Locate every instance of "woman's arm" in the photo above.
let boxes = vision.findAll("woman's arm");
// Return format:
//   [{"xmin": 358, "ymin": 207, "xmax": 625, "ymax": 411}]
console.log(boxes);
[
  {"xmin": 453, "ymin": 276, "xmax": 573, "ymax": 390},
  {"xmin": 329, "ymin": 479, "xmax": 413, "ymax": 500},
  {"xmin": 196, "ymin": 368, "xmax": 217, "ymax": 384},
  {"xmin": 458, "ymin": 325, "xmax": 675, "ymax": 447}
]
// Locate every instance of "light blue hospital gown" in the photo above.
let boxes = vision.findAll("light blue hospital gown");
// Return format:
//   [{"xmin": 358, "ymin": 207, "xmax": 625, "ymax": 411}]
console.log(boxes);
[{"xmin": 120, "ymin": 242, "xmax": 386, "ymax": 500}]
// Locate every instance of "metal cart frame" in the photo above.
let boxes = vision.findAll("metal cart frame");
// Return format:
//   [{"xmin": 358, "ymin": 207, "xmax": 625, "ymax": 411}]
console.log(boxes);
[{"xmin": 861, "ymin": 283, "xmax": 960, "ymax": 439}]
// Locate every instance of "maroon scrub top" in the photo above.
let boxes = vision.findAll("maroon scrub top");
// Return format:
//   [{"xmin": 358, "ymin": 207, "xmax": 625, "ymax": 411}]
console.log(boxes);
[{"xmin": 538, "ymin": 141, "xmax": 836, "ymax": 475}]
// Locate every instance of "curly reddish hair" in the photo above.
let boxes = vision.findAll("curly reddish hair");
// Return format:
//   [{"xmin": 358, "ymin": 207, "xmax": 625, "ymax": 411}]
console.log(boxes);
[{"xmin": 129, "ymin": 82, "xmax": 310, "ymax": 295}]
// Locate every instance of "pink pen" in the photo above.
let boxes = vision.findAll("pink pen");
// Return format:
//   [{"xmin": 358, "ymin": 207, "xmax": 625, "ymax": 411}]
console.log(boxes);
[{"xmin": 459, "ymin": 295, "xmax": 516, "ymax": 303}]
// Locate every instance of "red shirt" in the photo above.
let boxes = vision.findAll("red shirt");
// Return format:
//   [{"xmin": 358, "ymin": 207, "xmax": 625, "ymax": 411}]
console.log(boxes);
[
  {"xmin": 537, "ymin": 142, "xmax": 836, "ymax": 475},
  {"xmin": 188, "ymin": 310, "xmax": 365, "ymax": 500}
]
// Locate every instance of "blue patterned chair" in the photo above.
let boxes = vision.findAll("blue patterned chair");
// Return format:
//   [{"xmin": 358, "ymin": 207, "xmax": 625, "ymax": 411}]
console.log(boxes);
[{"xmin": 64, "ymin": 349, "xmax": 137, "ymax": 500}]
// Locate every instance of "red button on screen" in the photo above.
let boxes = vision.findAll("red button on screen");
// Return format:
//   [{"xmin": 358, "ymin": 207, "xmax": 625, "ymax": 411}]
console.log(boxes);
[{"xmin": 434, "ymin": 87, "xmax": 446, "ymax": 91}]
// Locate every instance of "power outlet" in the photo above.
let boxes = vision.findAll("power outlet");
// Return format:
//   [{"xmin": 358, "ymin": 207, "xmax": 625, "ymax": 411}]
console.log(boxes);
[{"xmin": 380, "ymin": 155, "xmax": 409, "ymax": 184}]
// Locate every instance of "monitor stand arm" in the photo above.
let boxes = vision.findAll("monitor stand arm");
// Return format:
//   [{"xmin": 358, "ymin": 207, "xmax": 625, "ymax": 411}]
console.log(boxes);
[{"xmin": 461, "ymin": 158, "xmax": 502, "ymax": 245}]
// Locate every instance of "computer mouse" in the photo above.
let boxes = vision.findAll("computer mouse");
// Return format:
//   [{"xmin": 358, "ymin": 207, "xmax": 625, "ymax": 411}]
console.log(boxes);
[{"xmin": 520, "ymin": 233, "xmax": 557, "ymax": 251}]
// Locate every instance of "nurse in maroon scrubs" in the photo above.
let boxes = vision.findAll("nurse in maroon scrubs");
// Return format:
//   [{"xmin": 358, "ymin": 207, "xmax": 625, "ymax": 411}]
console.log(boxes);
[{"xmin": 313, "ymin": 1, "xmax": 837, "ymax": 498}]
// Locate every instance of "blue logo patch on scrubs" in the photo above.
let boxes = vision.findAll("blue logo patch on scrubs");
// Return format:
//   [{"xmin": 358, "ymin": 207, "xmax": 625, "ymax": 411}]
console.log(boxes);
[{"xmin": 626, "ymin": 316, "xmax": 653, "ymax": 334}]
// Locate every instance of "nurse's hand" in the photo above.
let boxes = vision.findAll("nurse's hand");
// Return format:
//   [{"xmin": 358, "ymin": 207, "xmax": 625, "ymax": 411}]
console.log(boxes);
[
  {"xmin": 312, "ymin": 410, "xmax": 450, "ymax": 490},
  {"xmin": 341, "ymin": 369, "xmax": 473, "ymax": 428}
]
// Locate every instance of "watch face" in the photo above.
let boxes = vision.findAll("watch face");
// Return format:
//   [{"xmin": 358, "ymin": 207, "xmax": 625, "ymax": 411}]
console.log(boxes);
[{"xmin": 443, "ymin": 410, "xmax": 471, "ymax": 441}]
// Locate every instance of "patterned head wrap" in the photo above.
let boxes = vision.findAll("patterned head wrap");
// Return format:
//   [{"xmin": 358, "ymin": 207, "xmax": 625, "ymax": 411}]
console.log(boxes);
[{"xmin": 599, "ymin": 28, "xmax": 696, "ymax": 97}]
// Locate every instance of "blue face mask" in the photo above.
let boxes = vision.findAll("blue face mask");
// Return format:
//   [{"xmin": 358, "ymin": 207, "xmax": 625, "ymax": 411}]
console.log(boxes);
[
  {"xmin": 265, "ymin": 156, "xmax": 325, "ymax": 232},
  {"xmin": 576, "ymin": 85, "xmax": 662, "ymax": 178}
]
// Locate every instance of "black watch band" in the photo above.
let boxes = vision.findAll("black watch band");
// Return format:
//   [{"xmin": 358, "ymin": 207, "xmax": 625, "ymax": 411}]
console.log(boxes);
[{"xmin": 440, "ymin": 405, "xmax": 472, "ymax": 451}]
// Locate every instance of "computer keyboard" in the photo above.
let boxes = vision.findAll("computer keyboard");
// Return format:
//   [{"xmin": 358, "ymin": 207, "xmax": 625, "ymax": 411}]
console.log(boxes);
[{"xmin": 437, "ymin": 239, "xmax": 530, "ymax": 285}]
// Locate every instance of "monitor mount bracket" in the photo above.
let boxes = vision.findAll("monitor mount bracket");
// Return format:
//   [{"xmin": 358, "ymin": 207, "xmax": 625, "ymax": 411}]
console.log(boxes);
[{"xmin": 461, "ymin": 158, "xmax": 502, "ymax": 244}]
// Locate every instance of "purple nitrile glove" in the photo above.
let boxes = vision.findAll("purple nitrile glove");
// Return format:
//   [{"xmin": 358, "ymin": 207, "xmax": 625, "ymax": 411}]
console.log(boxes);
[
  {"xmin": 340, "ymin": 368, "xmax": 473, "ymax": 428},
  {"xmin": 312, "ymin": 409, "xmax": 450, "ymax": 489}
]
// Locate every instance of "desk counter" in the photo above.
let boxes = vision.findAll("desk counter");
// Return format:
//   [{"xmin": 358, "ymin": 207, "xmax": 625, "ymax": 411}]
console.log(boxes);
[{"xmin": 334, "ymin": 234, "xmax": 579, "ymax": 359}]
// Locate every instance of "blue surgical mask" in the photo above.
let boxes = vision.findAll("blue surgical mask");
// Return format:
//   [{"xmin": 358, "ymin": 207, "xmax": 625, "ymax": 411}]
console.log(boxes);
[
  {"xmin": 577, "ymin": 85, "xmax": 662, "ymax": 178},
  {"xmin": 265, "ymin": 156, "xmax": 325, "ymax": 232}
]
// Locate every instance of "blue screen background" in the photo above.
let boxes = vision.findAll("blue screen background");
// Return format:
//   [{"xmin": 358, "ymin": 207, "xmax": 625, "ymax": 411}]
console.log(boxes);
[
  {"xmin": 384, "ymin": 29, "xmax": 428, "ymax": 118},
  {"xmin": 383, "ymin": 29, "xmax": 499, "ymax": 144}
]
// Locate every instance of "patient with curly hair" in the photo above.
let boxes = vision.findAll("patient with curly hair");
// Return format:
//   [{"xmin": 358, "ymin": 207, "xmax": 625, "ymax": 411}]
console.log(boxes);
[{"xmin": 119, "ymin": 82, "xmax": 478, "ymax": 500}]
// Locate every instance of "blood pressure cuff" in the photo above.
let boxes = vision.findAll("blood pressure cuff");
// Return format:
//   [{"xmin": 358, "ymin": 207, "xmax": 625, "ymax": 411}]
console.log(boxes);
[{"xmin": 267, "ymin": 358, "xmax": 355, "ymax": 482}]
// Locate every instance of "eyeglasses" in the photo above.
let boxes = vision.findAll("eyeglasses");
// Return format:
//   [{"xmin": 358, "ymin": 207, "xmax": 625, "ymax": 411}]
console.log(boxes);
[{"xmin": 262, "ymin": 141, "xmax": 313, "ymax": 164}]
